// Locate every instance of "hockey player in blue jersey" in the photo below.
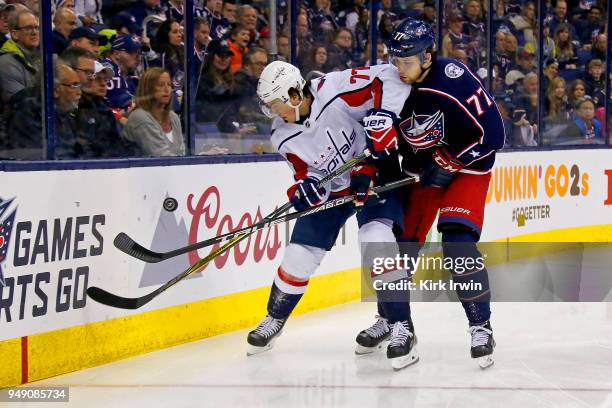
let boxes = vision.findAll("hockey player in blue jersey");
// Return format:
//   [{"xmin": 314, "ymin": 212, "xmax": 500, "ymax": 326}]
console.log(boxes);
[
  {"xmin": 365, "ymin": 18, "xmax": 505, "ymax": 368},
  {"xmin": 247, "ymin": 61, "xmax": 419, "ymax": 370}
]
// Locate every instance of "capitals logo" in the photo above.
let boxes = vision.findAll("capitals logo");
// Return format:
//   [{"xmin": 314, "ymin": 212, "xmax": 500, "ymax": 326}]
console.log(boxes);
[
  {"xmin": 399, "ymin": 110, "xmax": 445, "ymax": 150},
  {"xmin": 0, "ymin": 197, "xmax": 17, "ymax": 286}
]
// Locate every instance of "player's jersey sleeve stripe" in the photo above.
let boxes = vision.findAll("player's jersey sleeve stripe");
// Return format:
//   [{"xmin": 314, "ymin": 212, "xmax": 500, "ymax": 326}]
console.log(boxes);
[
  {"xmin": 285, "ymin": 152, "xmax": 309, "ymax": 181},
  {"xmin": 463, "ymin": 149, "xmax": 495, "ymax": 167},
  {"xmin": 418, "ymin": 87, "xmax": 485, "ymax": 152},
  {"xmin": 276, "ymin": 131, "xmax": 303, "ymax": 152},
  {"xmin": 315, "ymin": 83, "xmax": 375, "ymax": 121}
]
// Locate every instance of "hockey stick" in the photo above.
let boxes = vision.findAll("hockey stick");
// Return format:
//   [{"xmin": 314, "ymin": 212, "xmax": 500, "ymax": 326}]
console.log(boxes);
[
  {"xmin": 87, "ymin": 176, "xmax": 417, "ymax": 310},
  {"xmin": 114, "ymin": 150, "xmax": 372, "ymax": 263}
]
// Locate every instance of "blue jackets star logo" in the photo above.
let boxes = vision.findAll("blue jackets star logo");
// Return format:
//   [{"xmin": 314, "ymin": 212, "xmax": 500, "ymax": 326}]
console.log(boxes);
[
  {"xmin": 399, "ymin": 110, "xmax": 445, "ymax": 150},
  {"xmin": 0, "ymin": 197, "xmax": 17, "ymax": 287}
]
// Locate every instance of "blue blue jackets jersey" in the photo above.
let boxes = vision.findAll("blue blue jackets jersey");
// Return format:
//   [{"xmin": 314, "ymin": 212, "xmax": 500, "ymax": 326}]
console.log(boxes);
[
  {"xmin": 103, "ymin": 59, "xmax": 138, "ymax": 109},
  {"xmin": 195, "ymin": 7, "xmax": 230, "ymax": 40},
  {"xmin": 397, "ymin": 57, "xmax": 505, "ymax": 174}
]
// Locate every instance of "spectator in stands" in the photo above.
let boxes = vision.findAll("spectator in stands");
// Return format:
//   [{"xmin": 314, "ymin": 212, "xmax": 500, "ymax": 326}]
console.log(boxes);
[
  {"xmin": 493, "ymin": 30, "xmax": 513, "ymax": 79},
  {"xmin": 552, "ymin": 23, "xmax": 578, "ymax": 70},
  {"xmin": 166, "ymin": 0, "xmax": 184, "ymax": 23},
  {"xmin": 338, "ymin": 0, "xmax": 365, "ymax": 34},
  {"xmin": 68, "ymin": 26, "xmax": 108, "ymax": 55},
  {"xmin": 104, "ymin": 35, "xmax": 141, "ymax": 116},
  {"xmin": 124, "ymin": 67, "xmax": 184, "ymax": 156},
  {"xmin": 52, "ymin": 7, "xmax": 78, "ymax": 54},
  {"xmin": 60, "ymin": 47, "xmax": 96, "ymax": 90},
  {"xmin": 442, "ymin": 13, "xmax": 469, "ymax": 60},
  {"xmin": 196, "ymin": 39, "xmax": 240, "ymax": 133},
  {"xmin": 379, "ymin": 0, "xmax": 399, "ymax": 25},
  {"xmin": 574, "ymin": 5, "xmax": 604, "ymax": 46},
  {"xmin": 129, "ymin": 0, "xmax": 165, "ymax": 27},
  {"xmin": 353, "ymin": 7, "xmax": 369, "ymax": 63},
  {"xmin": 3, "ymin": 76, "xmax": 43, "ymax": 158},
  {"xmin": 583, "ymin": 58, "xmax": 605, "ymax": 107},
  {"xmin": 152, "ymin": 18, "xmax": 184, "ymax": 100},
  {"xmin": 196, "ymin": 0, "xmax": 229, "ymax": 41},
  {"xmin": 326, "ymin": 28, "xmax": 355, "ymax": 71},
  {"xmin": 508, "ymin": 1, "xmax": 537, "ymax": 46},
  {"xmin": 548, "ymin": 0, "xmax": 577, "ymax": 40},
  {"xmin": 0, "ymin": 4, "xmax": 12, "ymax": 48},
  {"xmin": 515, "ymin": 44, "xmax": 536, "ymax": 75},
  {"xmin": 296, "ymin": 12, "xmax": 313, "ymax": 63},
  {"xmin": 54, "ymin": 64, "xmax": 85, "ymax": 159},
  {"xmin": 421, "ymin": 0, "xmax": 437, "ymax": 31},
  {"xmin": 0, "ymin": 10, "xmax": 39, "ymax": 104},
  {"xmin": 589, "ymin": 33, "xmax": 606, "ymax": 61},
  {"xmin": 378, "ymin": 13, "xmax": 395, "ymax": 44},
  {"xmin": 109, "ymin": 11, "xmax": 142, "ymax": 36},
  {"xmin": 276, "ymin": 33, "xmax": 290, "ymax": 62},
  {"xmin": 364, "ymin": 41, "xmax": 389, "ymax": 66},
  {"xmin": 512, "ymin": 72, "xmax": 539, "ymax": 127},
  {"xmin": 222, "ymin": 1, "xmax": 237, "ymax": 24},
  {"xmin": 311, "ymin": 0, "xmax": 338, "ymax": 44},
  {"xmin": 563, "ymin": 97, "xmax": 603, "ymax": 143},
  {"xmin": 235, "ymin": 47, "xmax": 268, "ymax": 124},
  {"xmin": 227, "ymin": 25, "xmax": 249, "ymax": 72},
  {"xmin": 570, "ymin": 0, "xmax": 597, "ymax": 22},
  {"xmin": 76, "ymin": 60, "xmax": 137, "ymax": 157},
  {"xmin": 302, "ymin": 44, "xmax": 329, "ymax": 74},
  {"xmin": 568, "ymin": 79, "xmax": 587, "ymax": 109},
  {"xmin": 542, "ymin": 24, "xmax": 555, "ymax": 59},
  {"xmin": 544, "ymin": 76, "xmax": 571, "ymax": 132},
  {"xmin": 542, "ymin": 58, "xmax": 559, "ymax": 93},
  {"xmin": 463, "ymin": 0, "xmax": 486, "ymax": 46},
  {"xmin": 237, "ymin": 5, "xmax": 258, "ymax": 47},
  {"xmin": 74, "ymin": 0, "xmax": 104, "ymax": 26},
  {"xmin": 194, "ymin": 17, "xmax": 209, "ymax": 73}
]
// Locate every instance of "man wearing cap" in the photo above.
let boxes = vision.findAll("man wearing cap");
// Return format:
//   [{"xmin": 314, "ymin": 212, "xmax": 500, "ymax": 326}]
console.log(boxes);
[
  {"xmin": 0, "ymin": 10, "xmax": 40, "ymax": 103},
  {"xmin": 104, "ymin": 34, "xmax": 141, "ymax": 118},
  {"xmin": 109, "ymin": 11, "xmax": 141, "ymax": 36},
  {"xmin": 77, "ymin": 60, "xmax": 137, "ymax": 157},
  {"xmin": 52, "ymin": 6, "xmax": 78, "ymax": 54},
  {"xmin": 441, "ymin": 12, "xmax": 469, "ymax": 60},
  {"xmin": 68, "ymin": 26, "xmax": 107, "ymax": 55}
]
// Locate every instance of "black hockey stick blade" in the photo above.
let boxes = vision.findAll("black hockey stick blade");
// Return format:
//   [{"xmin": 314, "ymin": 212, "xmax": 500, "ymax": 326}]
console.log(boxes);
[
  {"xmin": 114, "ymin": 232, "xmax": 166, "ymax": 263},
  {"xmin": 86, "ymin": 286, "xmax": 148, "ymax": 310}
]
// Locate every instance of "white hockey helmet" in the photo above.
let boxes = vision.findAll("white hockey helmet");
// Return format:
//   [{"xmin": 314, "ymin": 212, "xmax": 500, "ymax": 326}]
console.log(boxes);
[{"xmin": 257, "ymin": 60, "xmax": 306, "ymax": 120}]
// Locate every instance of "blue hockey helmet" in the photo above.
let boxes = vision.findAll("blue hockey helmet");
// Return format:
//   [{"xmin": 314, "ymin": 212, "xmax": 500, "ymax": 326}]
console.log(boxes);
[{"xmin": 388, "ymin": 18, "xmax": 435, "ymax": 59}]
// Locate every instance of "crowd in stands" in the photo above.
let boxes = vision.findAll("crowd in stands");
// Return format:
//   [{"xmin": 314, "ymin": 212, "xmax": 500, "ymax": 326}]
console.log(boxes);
[{"xmin": 0, "ymin": 0, "xmax": 608, "ymax": 160}]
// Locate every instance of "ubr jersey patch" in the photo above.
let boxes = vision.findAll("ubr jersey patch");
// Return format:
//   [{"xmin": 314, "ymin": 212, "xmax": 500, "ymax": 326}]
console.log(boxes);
[{"xmin": 444, "ymin": 63, "xmax": 464, "ymax": 79}]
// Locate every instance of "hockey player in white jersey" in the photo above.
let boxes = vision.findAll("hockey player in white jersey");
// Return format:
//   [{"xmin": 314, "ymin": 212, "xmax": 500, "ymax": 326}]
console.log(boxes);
[{"xmin": 247, "ymin": 61, "xmax": 418, "ymax": 370}]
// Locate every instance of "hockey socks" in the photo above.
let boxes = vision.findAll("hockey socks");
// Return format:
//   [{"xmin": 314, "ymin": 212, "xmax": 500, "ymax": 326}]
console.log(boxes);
[{"xmin": 267, "ymin": 280, "xmax": 304, "ymax": 319}]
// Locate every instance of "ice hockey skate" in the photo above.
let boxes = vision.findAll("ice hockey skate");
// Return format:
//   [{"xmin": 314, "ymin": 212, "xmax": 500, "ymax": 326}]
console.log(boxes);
[
  {"xmin": 387, "ymin": 320, "xmax": 419, "ymax": 370},
  {"xmin": 355, "ymin": 315, "xmax": 391, "ymax": 355},
  {"xmin": 247, "ymin": 315, "xmax": 286, "ymax": 356},
  {"xmin": 469, "ymin": 321, "xmax": 495, "ymax": 369}
]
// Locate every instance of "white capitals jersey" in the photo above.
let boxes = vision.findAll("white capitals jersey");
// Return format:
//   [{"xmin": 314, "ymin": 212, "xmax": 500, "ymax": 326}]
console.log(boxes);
[{"xmin": 271, "ymin": 64, "xmax": 411, "ymax": 192}]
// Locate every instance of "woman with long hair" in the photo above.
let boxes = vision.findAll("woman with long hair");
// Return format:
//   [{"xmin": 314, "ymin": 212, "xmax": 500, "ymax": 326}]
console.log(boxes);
[
  {"xmin": 152, "ymin": 18, "xmax": 184, "ymax": 106},
  {"xmin": 302, "ymin": 44, "xmax": 329, "ymax": 74},
  {"xmin": 552, "ymin": 23, "xmax": 578, "ymax": 70},
  {"xmin": 568, "ymin": 79, "xmax": 587, "ymax": 114},
  {"xmin": 196, "ymin": 40, "xmax": 240, "ymax": 133},
  {"xmin": 123, "ymin": 67, "xmax": 185, "ymax": 156}
]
